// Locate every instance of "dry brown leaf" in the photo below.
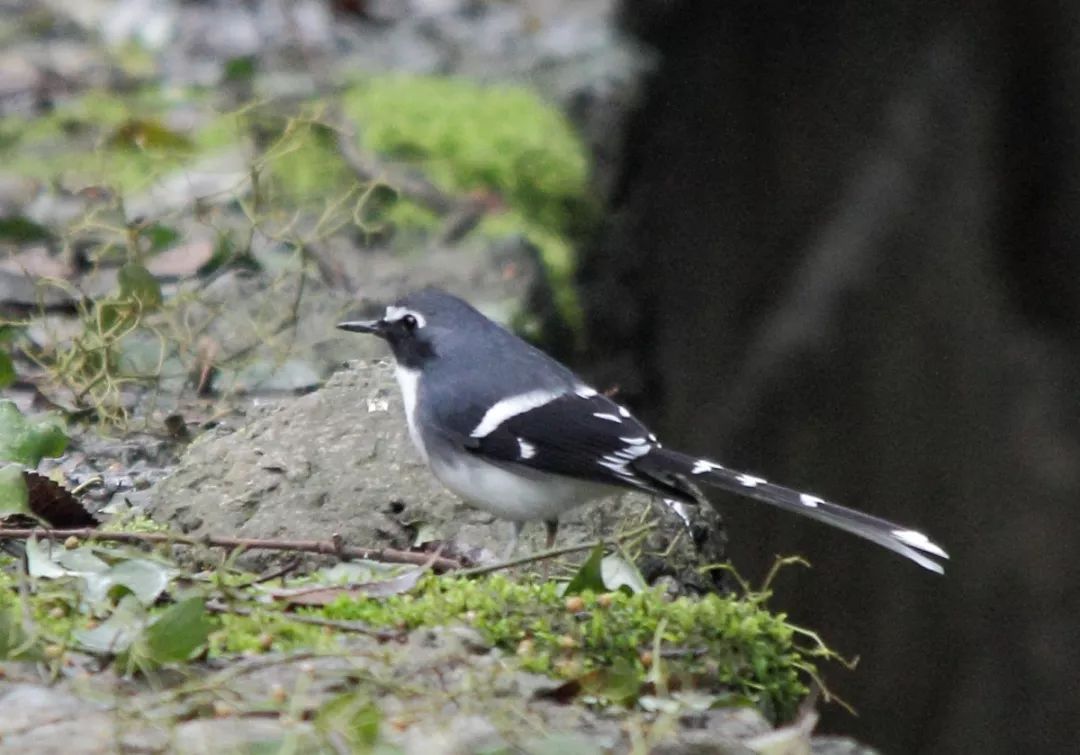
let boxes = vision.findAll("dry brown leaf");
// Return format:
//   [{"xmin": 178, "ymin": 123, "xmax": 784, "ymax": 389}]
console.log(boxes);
[
  {"xmin": 0, "ymin": 246, "xmax": 74, "ymax": 279},
  {"xmin": 0, "ymin": 471, "xmax": 97, "ymax": 529},
  {"xmin": 145, "ymin": 240, "xmax": 214, "ymax": 278}
]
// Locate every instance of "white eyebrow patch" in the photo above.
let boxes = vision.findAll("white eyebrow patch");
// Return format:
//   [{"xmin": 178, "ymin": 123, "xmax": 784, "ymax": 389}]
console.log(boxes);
[{"xmin": 384, "ymin": 305, "xmax": 426, "ymax": 328}]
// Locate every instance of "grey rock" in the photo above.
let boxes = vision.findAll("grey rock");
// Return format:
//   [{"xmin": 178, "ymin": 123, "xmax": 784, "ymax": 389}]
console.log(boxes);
[
  {"xmin": 172, "ymin": 718, "xmax": 320, "ymax": 754},
  {"xmin": 0, "ymin": 682, "xmax": 115, "ymax": 755},
  {"xmin": 147, "ymin": 359, "xmax": 724, "ymax": 574}
]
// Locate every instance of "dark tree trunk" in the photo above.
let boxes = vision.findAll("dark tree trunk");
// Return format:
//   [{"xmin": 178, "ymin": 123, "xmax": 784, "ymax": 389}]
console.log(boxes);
[{"xmin": 580, "ymin": 1, "xmax": 1080, "ymax": 751}]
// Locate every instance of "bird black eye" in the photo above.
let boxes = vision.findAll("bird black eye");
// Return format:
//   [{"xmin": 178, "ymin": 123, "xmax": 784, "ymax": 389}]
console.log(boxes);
[{"xmin": 401, "ymin": 314, "xmax": 418, "ymax": 331}]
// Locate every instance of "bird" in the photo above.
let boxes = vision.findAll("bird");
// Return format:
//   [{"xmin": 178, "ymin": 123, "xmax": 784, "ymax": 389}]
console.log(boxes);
[{"xmin": 337, "ymin": 287, "xmax": 948, "ymax": 573}]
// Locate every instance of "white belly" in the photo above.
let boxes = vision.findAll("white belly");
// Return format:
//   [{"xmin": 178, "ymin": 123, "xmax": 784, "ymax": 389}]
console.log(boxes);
[{"xmin": 429, "ymin": 453, "xmax": 612, "ymax": 522}]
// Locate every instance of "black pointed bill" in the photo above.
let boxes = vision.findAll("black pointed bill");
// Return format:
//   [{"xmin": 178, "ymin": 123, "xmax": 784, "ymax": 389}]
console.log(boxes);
[{"xmin": 337, "ymin": 319, "xmax": 387, "ymax": 337}]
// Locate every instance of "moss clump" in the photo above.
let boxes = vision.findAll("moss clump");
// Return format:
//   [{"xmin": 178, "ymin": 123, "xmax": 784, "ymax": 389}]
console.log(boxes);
[
  {"xmin": 343, "ymin": 75, "xmax": 591, "ymax": 235},
  {"xmin": 0, "ymin": 88, "xmax": 238, "ymax": 193},
  {"xmin": 194, "ymin": 572, "xmax": 834, "ymax": 722},
  {"xmin": 341, "ymin": 75, "xmax": 594, "ymax": 334},
  {"xmin": 0, "ymin": 550, "xmax": 833, "ymax": 723},
  {"xmin": 309, "ymin": 575, "xmax": 825, "ymax": 721}
]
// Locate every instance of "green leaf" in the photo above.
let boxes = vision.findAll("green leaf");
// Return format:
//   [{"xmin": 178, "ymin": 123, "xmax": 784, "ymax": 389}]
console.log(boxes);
[
  {"xmin": 0, "ymin": 215, "xmax": 52, "ymax": 243},
  {"xmin": 118, "ymin": 263, "xmax": 162, "ymax": 310},
  {"xmin": 0, "ymin": 606, "xmax": 40, "ymax": 661},
  {"xmin": 106, "ymin": 119, "xmax": 193, "ymax": 153},
  {"xmin": 315, "ymin": 692, "xmax": 382, "ymax": 750},
  {"xmin": 143, "ymin": 598, "xmax": 211, "ymax": 663},
  {"xmin": 25, "ymin": 534, "xmax": 69, "ymax": 578},
  {"xmin": 0, "ymin": 401, "xmax": 69, "ymax": 465},
  {"xmin": 0, "ymin": 464, "xmax": 29, "ymax": 518},
  {"xmin": 564, "ymin": 544, "xmax": 606, "ymax": 595},
  {"xmin": 83, "ymin": 558, "xmax": 173, "ymax": 607},
  {"xmin": 600, "ymin": 553, "xmax": 647, "ymax": 594},
  {"xmin": 587, "ymin": 656, "xmax": 642, "ymax": 705},
  {"xmin": 0, "ymin": 349, "xmax": 14, "ymax": 389},
  {"xmin": 75, "ymin": 595, "xmax": 147, "ymax": 654},
  {"xmin": 143, "ymin": 223, "xmax": 180, "ymax": 252},
  {"xmin": 223, "ymin": 55, "xmax": 257, "ymax": 82},
  {"xmin": 56, "ymin": 546, "xmax": 110, "ymax": 574},
  {"xmin": 565, "ymin": 545, "xmax": 647, "ymax": 596}
]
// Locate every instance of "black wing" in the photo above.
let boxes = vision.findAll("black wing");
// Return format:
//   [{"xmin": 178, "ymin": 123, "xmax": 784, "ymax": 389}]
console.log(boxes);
[{"xmin": 463, "ymin": 390, "xmax": 688, "ymax": 499}]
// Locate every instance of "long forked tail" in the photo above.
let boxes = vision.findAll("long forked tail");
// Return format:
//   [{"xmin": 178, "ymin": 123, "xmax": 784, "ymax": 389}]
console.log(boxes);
[{"xmin": 634, "ymin": 447, "xmax": 949, "ymax": 573}]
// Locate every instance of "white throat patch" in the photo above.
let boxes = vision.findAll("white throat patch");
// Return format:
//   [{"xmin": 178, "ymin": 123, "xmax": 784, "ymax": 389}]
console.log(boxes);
[{"xmin": 394, "ymin": 365, "xmax": 427, "ymax": 462}]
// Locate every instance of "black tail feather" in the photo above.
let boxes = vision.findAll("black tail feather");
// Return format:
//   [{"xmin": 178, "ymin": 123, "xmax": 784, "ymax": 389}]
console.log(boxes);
[{"xmin": 634, "ymin": 447, "xmax": 948, "ymax": 574}]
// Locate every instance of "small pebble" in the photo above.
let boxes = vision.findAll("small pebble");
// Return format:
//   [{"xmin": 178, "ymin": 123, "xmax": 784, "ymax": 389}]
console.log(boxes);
[{"xmin": 212, "ymin": 701, "xmax": 235, "ymax": 717}]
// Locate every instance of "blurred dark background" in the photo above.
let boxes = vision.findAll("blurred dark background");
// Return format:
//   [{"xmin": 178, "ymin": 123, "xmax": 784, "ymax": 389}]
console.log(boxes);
[{"xmin": 580, "ymin": 1, "xmax": 1079, "ymax": 752}]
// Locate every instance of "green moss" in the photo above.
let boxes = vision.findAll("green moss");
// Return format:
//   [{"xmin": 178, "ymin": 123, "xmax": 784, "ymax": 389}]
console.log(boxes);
[
  {"xmin": 0, "ymin": 551, "xmax": 834, "ymax": 723},
  {"xmin": 342, "ymin": 75, "xmax": 591, "ymax": 235},
  {"xmin": 254, "ymin": 113, "xmax": 351, "ymax": 206},
  {"xmin": 341, "ymin": 75, "xmax": 593, "ymax": 335},
  {"xmin": 210, "ymin": 609, "xmax": 335, "ymax": 656},
  {"xmin": 309, "ymin": 575, "xmax": 827, "ymax": 721},
  {"xmin": 0, "ymin": 87, "xmax": 237, "ymax": 193},
  {"xmin": 100, "ymin": 513, "xmax": 172, "ymax": 534}
]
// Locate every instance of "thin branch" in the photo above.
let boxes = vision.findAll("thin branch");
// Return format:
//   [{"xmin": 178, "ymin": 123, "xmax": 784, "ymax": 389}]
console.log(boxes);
[
  {"xmin": 457, "ymin": 520, "xmax": 658, "ymax": 578},
  {"xmin": 331, "ymin": 114, "xmax": 458, "ymax": 216},
  {"xmin": 230, "ymin": 557, "xmax": 303, "ymax": 588},
  {"xmin": 0, "ymin": 528, "xmax": 463, "ymax": 572}
]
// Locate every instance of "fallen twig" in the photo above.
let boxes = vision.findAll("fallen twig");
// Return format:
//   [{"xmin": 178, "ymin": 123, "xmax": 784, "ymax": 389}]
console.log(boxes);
[
  {"xmin": 0, "ymin": 528, "xmax": 463, "ymax": 572},
  {"xmin": 457, "ymin": 520, "xmax": 658, "ymax": 578},
  {"xmin": 230, "ymin": 557, "xmax": 304, "ymax": 588}
]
